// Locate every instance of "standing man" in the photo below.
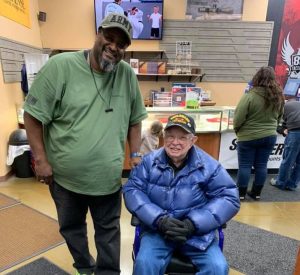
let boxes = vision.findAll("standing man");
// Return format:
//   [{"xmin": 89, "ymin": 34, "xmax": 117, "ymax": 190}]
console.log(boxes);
[
  {"xmin": 147, "ymin": 5, "xmax": 162, "ymax": 39},
  {"xmin": 24, "ymin": 13, "xmax": 147, "ymax": 275},
  {"xmin": 270, "ymin": 96, "xmax": 300, "ymax": 190},
  {"xmin": 123, "ymin": 113, "xmax": 240, "ymax": 275}
]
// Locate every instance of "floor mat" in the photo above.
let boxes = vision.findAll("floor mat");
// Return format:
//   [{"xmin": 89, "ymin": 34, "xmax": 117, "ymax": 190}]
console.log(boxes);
[
  {"xmin": 229, "ymin": 173, "xmax": 300, "ymax": 202},
  {"xmin": 224, "ymin": 220, "xmax": 300, "ymax": 275},
  {"xmin": 0, "ymin": 193, "xmax": 20, "ymax": 210},
  {"xmin": 0, "ymin": 204, "xmax": 64, "ymax": 272},
  {"xmin": 6, "ymin": 257, "xmax": 69, "ymax": 275}
]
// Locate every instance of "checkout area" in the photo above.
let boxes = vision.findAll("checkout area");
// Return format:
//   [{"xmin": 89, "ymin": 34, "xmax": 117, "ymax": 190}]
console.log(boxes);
[{"xmin": 123, "ymin": 106, "xmax": 285, "ymax": 171}]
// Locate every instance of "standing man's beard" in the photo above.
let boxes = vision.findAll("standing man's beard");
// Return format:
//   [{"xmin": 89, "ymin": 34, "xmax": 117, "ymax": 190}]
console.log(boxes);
[{"xmin": 100, "ymin": 58, "xmax": 116, "ymax": 72}]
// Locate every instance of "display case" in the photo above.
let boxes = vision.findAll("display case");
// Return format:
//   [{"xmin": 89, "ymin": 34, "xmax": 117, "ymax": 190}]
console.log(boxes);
[
  {"xmin": 143, "ymin": 106, "xmax": 235, "ymax": 133},
  {"xmin": 123, "ymin": 106, "xmax": 235, "ymax": 170}
]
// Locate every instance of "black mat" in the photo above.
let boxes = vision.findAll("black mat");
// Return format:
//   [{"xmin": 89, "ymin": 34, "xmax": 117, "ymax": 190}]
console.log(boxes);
[
  {"xmin": 229, "ymin": 173, "xmax": 300, "ymax": 202},
  {"xmin": 224, "ymin": 220, "xmax": 300, "ymax": 275},
  {"xmin": 6, "ymin": 257, "xmax": 69, "ymax": 275}
]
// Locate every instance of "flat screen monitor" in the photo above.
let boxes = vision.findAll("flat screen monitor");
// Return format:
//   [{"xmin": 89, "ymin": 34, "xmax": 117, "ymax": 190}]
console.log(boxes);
[
  {"xmin": 94, "ymin": 0, "xmax": 164, "ymax": 40},
  {"xmin": 283, "ymin": 78, "xmax": 300, "ymax": 98}
]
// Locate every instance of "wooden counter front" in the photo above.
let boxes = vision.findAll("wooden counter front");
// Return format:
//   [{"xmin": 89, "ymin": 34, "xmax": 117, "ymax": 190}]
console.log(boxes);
[{"xmin": 123, "ymin": 132, "xmax": 221, "ymax": 170}]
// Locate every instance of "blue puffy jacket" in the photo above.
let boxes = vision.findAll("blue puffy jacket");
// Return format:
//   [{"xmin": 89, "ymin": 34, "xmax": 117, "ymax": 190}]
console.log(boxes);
[{"xmin": 123, "ymin": 146, "xmax": 240, "ymax": 251}]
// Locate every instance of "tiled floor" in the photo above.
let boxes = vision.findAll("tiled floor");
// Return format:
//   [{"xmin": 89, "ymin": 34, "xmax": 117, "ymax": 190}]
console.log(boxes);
[{"xmin": 1, "ymin": 176, "xmax": 299, "ymax": 275}]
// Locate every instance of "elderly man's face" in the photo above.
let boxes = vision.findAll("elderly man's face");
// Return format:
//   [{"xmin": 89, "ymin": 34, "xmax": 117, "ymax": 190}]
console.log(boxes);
[
  {"xmin": 93, "ymin": 27, "xmax": 129, "ymax": 72},
  {"xmin": 164, "ymin": 126, "xmax": 196, "ymax": 163}
]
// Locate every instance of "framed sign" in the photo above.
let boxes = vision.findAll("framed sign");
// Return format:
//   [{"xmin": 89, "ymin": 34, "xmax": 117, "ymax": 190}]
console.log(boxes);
[{"xmin": 185, "ymin": 0, "xmax": 244, "ymax": 21}]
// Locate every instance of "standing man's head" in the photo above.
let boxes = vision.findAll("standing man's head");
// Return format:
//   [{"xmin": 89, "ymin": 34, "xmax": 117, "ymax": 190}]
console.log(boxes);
[
  {"xmin": 163, "ymin": 113, "xmax": 197, "ymax": 165},
  {"xmin": 93, "ymin": 13, "xmax": 132, "ymax": 72}
]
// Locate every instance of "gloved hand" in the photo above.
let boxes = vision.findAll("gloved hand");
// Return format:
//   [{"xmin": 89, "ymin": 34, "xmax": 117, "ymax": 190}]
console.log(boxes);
[
  {"xmin": 182, "ymin": 218, "xmax": 195, "ymax": 237},
  {"xmin": 157, "ymin": 216, "xmax": 193, "ymax": 244},
  {"xmin": 165, "ymin": 219, "xmax": 195, "ymax": 243},
  {"xmin": 157, "ymin": 216, "xmax": 185, "ymax": 234}
]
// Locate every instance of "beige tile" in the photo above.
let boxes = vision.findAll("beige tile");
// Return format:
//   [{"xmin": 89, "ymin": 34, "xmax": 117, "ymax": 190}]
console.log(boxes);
[{"xmin": 0, "ymin": 176, "xmax": 298, "ymax": 275}]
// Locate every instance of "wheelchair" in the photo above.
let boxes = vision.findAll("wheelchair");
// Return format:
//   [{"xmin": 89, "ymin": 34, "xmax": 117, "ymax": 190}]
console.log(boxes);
[{"xmin": 131, "ymin": 216, "xmax": 225, "ymax": 275}]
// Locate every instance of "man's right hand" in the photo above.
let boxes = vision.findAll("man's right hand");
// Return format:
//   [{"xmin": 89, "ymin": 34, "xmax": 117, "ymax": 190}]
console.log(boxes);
[
  {"xmin": 157, "ymin": 216, "xmax": 189, "ymax": 243},
  {"xmin": 34, "ymin": 159, "xmax": 53, "ymax": 185}
]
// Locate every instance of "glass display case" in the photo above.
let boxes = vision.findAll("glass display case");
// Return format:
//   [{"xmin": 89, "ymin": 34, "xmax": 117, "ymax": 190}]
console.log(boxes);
[
  {"xmin": 124, "ymin": 106, "xmax": 236, "ymax": 170},
  {"xmin": 143, "ymin": 106, "xmax": 236, "ymax": 133}
]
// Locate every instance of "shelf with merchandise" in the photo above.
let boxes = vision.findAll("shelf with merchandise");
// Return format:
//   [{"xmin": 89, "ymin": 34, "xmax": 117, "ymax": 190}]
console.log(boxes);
[{"xmin": 136, "ymin": 73, "xmax": 204, "ymax": 82}]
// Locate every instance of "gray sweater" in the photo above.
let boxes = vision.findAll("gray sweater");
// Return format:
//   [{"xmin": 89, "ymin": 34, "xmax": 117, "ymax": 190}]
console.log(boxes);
[{"xmin": 282, "ymin": 100, "xmax": 300, "ymax": 130}]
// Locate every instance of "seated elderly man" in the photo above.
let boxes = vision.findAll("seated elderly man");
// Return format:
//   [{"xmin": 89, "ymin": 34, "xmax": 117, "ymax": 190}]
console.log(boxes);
[{"xmin": 123, "ymin": 113, "xmax": 240, "ymax": 275}]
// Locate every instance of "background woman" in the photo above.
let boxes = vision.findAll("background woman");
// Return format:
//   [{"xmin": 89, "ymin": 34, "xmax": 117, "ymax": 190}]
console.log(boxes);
[{"xmin": 233, "ymin": 66, "xmax": 285, "ymax": 200}]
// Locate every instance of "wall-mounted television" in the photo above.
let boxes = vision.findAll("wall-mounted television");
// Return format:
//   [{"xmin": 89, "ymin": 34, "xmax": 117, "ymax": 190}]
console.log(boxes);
[{"xmin": 94, "ymin": 0, "xmax": 164, "ymax": 40}]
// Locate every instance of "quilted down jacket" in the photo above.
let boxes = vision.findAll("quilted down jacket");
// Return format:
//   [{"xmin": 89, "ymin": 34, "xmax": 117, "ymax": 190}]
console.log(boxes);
[{"xmin": 123, "ymin": 146, "xmax": 240, "ymax": 250}]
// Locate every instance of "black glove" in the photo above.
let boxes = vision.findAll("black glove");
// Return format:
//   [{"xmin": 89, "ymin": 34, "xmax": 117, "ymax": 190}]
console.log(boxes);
[
  {"xmin": 157, "ymin": 216, "xmax": 185, "ymax": 234},
  {"xmin": 157, "ymin": 216, "xmax": 191, "ymax": 244},
  {"xmin": 165, "ymin": 218, "xmax": 195, "ymax": 243},
  {"xmin": 182, "ymin": 218, "xmax": 195, "ymax": 237}
]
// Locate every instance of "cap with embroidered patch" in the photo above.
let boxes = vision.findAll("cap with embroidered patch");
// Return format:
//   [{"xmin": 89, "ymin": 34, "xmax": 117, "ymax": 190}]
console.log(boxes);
[
  {"xmin": 164, "ymin": 113, "xmax": 196, "ymax": 135},
  {"xmin": 99, "ymin": 13, "xmax": 132, "ymax": 45}
]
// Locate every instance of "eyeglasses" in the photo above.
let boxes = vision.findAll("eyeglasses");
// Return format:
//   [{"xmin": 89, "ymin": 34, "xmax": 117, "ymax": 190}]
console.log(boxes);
[{"xmin": 164, "ymin": 134, "xmax": 193, "ymax": 143}]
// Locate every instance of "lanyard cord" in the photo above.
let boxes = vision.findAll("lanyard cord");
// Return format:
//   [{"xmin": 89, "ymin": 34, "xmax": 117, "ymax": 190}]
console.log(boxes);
[{"xmin": 86, "ymin": 50, "xmax": 114, "ymax": 112}]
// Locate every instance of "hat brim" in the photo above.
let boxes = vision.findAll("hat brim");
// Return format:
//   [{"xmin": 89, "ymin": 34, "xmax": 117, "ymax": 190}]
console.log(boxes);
[{"xmin": 164, "ymin": 123, "xmax": 194, "ymax": 134}]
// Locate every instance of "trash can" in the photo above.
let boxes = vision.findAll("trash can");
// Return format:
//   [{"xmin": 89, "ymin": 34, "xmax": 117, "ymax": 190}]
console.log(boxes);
[{"xmin": 7, "ymin": 129, "xmax": 34, "ymax": 178}]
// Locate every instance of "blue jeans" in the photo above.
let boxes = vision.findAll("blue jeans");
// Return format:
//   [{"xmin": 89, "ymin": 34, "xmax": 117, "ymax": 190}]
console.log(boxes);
[
  {"xmin": 276, "ymin": 130, "xmax": 300, "ymax": 189},
  {"xmin": 49, "ymin": 181, "xmax": 121, "ymax": 275},
  {"xmin": 134, "ymin": 232, "xmax": 228, "ymax": 275},
  {"xmin": 237, "ymin": 135, "xmax": 277, "ymax": 188}
]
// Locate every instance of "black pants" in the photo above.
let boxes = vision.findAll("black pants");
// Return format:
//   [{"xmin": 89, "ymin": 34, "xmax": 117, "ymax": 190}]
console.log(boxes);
[
  {"xmin": 49, "ymin": 181, "xmax": 121, "ymax": 275},
  {"xmin": 151, "ymin": 27, "xmax": 160, "ymax": 38}
]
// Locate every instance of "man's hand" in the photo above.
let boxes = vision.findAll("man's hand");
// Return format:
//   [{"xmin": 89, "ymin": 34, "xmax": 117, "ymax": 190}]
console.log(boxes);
[
  {"xmin": 157, "ymin": 216, "xmax": 185, "ymax": 233},
  {"xmin": 130, "ymin": 156, "xmax": 142, "ymax": 168},
  {"xmin": 157, "ymin": 216, "xmax": 195, "ymax": 244},
  {"xmin": 157, "ymin": 216, "xmax": 187, "ymax": 243},
  {"xmin": 182, "ymin": 218, "xmax": 195, "ymax": 237},
  {"xmin": 34, "ymin": 159, "xmax": 53, "ymax": 185}
]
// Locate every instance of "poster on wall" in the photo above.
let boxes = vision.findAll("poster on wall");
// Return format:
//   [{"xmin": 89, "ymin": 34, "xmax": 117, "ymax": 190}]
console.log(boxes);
[
  {"xmin": 24, "ymin": 54, "xmax": 49, "ymax": 90},
  {"xmin": 185, "ymin": 0, "xmax": 244, "ymax": 20},
  {"xmin": 274, "ymin": 0, "xmax": 300, "ymax": 93},
  {"xmin": 0, "ymin": 0, "xmax": 31, "ymax": 28}
]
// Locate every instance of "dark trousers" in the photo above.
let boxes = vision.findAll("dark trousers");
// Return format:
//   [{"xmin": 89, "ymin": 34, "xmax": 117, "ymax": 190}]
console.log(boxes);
[
  {"xmin": 49, "ymin": 181, "xmax": 121, "ymax": 275},
  {"xmin": 237, "ymin": 135, "xmax": 276, "ymax": 188}
]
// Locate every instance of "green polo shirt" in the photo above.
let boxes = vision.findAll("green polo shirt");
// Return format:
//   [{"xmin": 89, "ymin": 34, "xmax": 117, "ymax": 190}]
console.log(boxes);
[{"xmin": 24, "ymin": 51, "xmax": 147, "ymax": 195}]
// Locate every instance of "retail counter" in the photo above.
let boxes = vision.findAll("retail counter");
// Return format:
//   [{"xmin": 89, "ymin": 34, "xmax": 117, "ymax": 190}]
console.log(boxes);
[
  {"xmin": 123, "ymin": 106, "xmax": 235, "ymax": 169},
  {"xmin": 124, "ymin": 106, "xmax": 285, "ymax": 170}
]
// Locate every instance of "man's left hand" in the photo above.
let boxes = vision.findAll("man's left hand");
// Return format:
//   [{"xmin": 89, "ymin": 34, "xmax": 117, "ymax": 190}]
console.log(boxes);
[
  {"xmin": 182, "ymin": 218, "xmax": 195, "ymax": 237},
  {"xmin": 130, "ymin": 157, "xmax": 142, "ymax": 168},
  {"xmin": 165, "ymin": 218, "xmax": 195, "ymax": 243}
]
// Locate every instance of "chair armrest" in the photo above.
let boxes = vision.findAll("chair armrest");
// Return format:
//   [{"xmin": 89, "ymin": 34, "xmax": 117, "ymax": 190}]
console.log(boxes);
[{"xmin": 131, "ymin": 215, "xmax": 141, "ymax": 226}]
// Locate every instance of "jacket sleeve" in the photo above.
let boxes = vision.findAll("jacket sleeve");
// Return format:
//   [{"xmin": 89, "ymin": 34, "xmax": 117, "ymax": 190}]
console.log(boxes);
[
  {"xmin": 186, "ymin": 164, "xmax": 240, "ymax": 235},
  {"xmin": 122, "ymin": 160, "xmax": 165, "ymax": 229},
  {"xmin": 233, "ymin": 93, "xmax": 250, "ymax": 133}
]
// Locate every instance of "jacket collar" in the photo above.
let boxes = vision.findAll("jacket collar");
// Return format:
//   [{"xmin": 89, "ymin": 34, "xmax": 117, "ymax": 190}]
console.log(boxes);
[{"xmin": 153, "ymin": 146, "xmax": 204, "ymax": 172}]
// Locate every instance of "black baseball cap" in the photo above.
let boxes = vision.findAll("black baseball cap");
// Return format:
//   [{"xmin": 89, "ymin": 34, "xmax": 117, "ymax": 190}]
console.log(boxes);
[{"xmin": 164, "ymin": 113, "xmax": 196, "ymax": 135}]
